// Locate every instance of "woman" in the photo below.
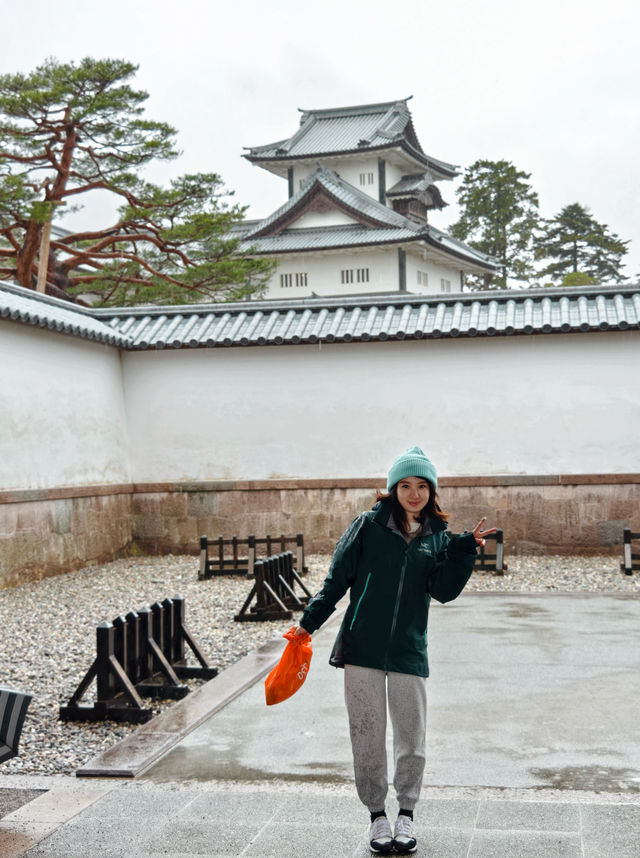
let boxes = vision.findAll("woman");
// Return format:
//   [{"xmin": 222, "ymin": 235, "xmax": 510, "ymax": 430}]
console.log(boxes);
[{"xmin": 294, "ymin": 446, "xmax": 495, "ymax": 854}]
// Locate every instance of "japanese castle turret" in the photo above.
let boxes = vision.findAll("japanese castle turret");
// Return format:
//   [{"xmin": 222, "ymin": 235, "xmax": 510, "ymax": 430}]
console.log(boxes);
[{"xmin": 238, "ymin": 99, "xmax": 500, "ymax": 299}]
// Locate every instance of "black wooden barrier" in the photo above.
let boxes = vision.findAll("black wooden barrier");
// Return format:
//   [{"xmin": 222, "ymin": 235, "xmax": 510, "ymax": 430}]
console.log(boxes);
[
  {"xmin": 60, "ymin": 596, "xmax": 217, "ymax": 723},
  {"xmin": 621, "ymin": 527, "xmax": 640, "ymax": 575},
  {"xmin": 199, "ymin": 533, "xmax": 307, "ymax": 579},
  {"xmin": 474, "ymin": 529, "xmax": 506, "ymax": 575},
  {"xmin": 235, "ymin": 551, "xmax": 312, "ymax": 622}
]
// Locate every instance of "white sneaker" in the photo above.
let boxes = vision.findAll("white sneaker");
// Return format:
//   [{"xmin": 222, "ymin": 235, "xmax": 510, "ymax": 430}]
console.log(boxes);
[
  {"xmin": 369, "ymin": 815, "xmax": 393, "ymax": 853},
  {"xmin": 393, "ymin": 814, "xmax": 417, "ymax": 853}
]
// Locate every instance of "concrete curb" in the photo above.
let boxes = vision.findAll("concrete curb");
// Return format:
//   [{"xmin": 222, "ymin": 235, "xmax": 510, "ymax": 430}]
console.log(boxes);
[
  {"xmin": 76, "ymin": 607, "xmax": 346, "ymax": 779},
  {"xmin": 76, "ymin": 635, "xmax": 286, "ymax": 778}
]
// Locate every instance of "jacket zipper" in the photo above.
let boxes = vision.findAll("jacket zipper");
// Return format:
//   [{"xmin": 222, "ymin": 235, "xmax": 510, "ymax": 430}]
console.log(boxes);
[
  {"xmin": 385, "ymin": 551, "xmax": 408, "ymax": 669},
  {"xmin": 349, "ymin": 572, "xmax": 371, "ymax": 631}
]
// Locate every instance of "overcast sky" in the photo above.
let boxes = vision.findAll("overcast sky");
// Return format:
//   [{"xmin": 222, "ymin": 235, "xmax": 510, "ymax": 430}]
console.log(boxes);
[{"xmin": 4, "ymin": 0, "xmax": 639, "ymax": 280}]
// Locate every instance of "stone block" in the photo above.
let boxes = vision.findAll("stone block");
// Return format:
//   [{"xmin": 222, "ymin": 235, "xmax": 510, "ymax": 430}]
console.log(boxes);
[
  {"xmin": 158, "ymin": 492, "xmax": 188, "ymax": 518},
  {"xmin": 187, "ymin": 492, "xmax": 218, "ymax": 517},
  {"xmin": 245, "ymin": 490, "xmax": 281, "ymax": 514},
  {"xmin": 280, "ymin": 491, "xmax": 313, "ymax": 515},
  {"xmin": 216, "ymin": 491, "xmax": 248, "ymax": 519},
  {"xmin": 70, "ymin": 499, "xmax": 87, "ymax": 535},
  {"xmin": 596, "ymin": 520, "xmax": 627, "ymax": 546},
  {"xmin": 166, "ymin": 518, "xmax": 198, "ymax": 551},
  {"xmin": 132, "ymin": 514, "xmax": 164, "ymax": 539},
  {"xmin": 15, "ymin": 503, "xmax": 45, "ymax": 534},
  {"xmin": 607, "ymin": 498, "xmax": 639, "ymax": 520},
  {"xmin": 132, "ymin": 493, "xmax": 168, "ymax": 515},
  {"xmin": 0, "ymin": 504, "xmax": 18, "ymax": 538},
  {"xmin": 49, "ymin": 499, "xmax": 73, "ymax": 535}
]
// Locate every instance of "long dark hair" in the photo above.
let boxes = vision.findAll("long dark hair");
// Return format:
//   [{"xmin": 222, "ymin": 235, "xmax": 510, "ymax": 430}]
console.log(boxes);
[{"xmin": 375, "ymin": 482, "xmax": 449, "ymax": 534}]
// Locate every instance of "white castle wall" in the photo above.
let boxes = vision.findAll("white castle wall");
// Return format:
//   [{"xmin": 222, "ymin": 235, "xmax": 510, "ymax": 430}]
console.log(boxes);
[
  {"xmin": 266, "ymin": 248, "xmax": 401, "ymax": 298},
  {"xmin": 121, "ymin": 332, "xmax": 640, "ymax": 483},
  {"xmin": 0, "ymin": 321, "xmax": 130, "ymax": 491}
]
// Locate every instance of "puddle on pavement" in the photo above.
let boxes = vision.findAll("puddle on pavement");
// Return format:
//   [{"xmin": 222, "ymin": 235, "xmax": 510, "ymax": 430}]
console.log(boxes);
[
  {"xmin": 501, "ymin": 602, "xmax": 551, "ymax": 620},
  {"xmin": 529, "ymin": 764, "xmax": 640, "ymax": 792},
  {"xmin": 143, "ymin": 750, "xmax": 352, "ymax": 786}
]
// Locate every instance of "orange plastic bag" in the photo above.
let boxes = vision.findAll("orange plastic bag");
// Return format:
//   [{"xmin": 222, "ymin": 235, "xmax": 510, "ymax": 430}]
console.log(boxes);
[{"xmin": 264, "ymin": 626, "xmax": 312, "ymax": 705}]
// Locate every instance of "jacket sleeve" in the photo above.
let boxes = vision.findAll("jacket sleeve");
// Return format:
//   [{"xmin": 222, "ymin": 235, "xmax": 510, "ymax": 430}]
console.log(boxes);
[
  {"xmin": 299, "ymin": 514, "xmax": 366, "ymax": 633},
  {"xmin": 427, "ymin": 530, "xmax": 477, "ymax": 604}
]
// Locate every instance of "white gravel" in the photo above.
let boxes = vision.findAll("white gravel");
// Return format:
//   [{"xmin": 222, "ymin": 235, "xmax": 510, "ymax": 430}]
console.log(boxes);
[{"xmin": 0, "ymin": 552, "xmax": 637, "ymax": 776}]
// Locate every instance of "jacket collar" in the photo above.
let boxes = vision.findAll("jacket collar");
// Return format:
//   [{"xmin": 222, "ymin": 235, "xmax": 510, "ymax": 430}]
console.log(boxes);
[{"xmin": 369, "ymin": 498, "xmax": 446, "ymax": 534}]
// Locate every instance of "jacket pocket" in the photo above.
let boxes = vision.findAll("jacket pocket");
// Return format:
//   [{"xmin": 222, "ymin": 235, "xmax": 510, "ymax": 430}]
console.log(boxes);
[{"xmin": 349, "ymin": 572, "xmax": 371, "ymax": 631}]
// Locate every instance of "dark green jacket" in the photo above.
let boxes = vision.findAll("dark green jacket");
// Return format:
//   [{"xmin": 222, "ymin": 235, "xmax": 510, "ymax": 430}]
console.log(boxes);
[{"xmin": 300, "ymin": 499, "xmax": 477, "ymax": 677}]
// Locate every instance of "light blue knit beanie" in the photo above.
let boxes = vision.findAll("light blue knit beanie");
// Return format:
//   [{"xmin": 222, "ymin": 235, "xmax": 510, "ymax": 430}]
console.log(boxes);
[{"xmin": 386, "ymin": 446, "xmax": 438, "ymax": 492}]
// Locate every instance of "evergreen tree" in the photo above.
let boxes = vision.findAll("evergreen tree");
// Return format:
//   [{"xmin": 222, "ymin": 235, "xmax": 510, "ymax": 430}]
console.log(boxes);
[
  {"xmin": 0, "ymin": 57, "xmax": 274, "ymax": 305},
  {"xmin": 450, "ymin": 159, "xmax": 539, "ymax": 290},
  {"xmin": 535, "ymin": 203, "xmax": 629, "ymax": 284}
]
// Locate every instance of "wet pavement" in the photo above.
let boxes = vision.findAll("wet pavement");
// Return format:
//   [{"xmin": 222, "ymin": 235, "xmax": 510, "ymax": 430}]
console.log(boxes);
[
  {"xmin": 1, "ymin": 592, "xmax": 638, "ymax": 856},
  {"xmin": 143, "ymin": 593, "xmax": 640, "ymax": 794}
]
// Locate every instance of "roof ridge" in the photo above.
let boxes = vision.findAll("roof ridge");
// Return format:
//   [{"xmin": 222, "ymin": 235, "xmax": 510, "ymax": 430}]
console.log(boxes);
[
  {"xmin": 243, "ymin": 165, "xmax": 420, "ymax": 237},
  {"xmin": 88, "ymin": 282, "xmax": 640, "ymax": 318},
  {"xmin": 297, "ymin": 98, "xmax": 410, "ymax": 121}
]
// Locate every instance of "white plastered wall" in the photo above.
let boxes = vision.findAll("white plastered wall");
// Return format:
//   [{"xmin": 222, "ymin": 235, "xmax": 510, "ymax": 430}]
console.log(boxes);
[
  {"xmin": 293, "ymin": 157, "xmax": 382, "ymax": 201},
  {"xmin": 266, "ymin": 246, "xmax": 469, "ymax": 299},
  {"xmin": 0, "ymin": 321, "xmax": 131, "ymax": 491},
  {"xmin": 121, "ymin": 332, "xmax": 640, "ymax": 483},
  {"xmin": 405, "ymin": 248, "xmax": 462, "ymax": 294},
  {"xmin": 267, "ymin": 248, "xmax": 400, "ymax": 298}
]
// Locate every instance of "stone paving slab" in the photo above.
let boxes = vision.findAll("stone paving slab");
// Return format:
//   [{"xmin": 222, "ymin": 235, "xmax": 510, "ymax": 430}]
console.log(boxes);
[
  {"xmin": 0, "ymin": 782, "xmax": 112, "ymax": 858},
  {"xmin": 0, "ymin": 789, "xmax": 45, "ymax": 820},
  {"xmin": 13, "ymin": 784, "xmax": 639, "ymax": 857},
  {"xmin": 3, "ymin": 593, "xmax": 640, "ymax": 856}
]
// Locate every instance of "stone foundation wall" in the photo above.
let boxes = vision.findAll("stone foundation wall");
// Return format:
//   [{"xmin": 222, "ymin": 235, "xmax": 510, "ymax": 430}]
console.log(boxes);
[
  {"xmin": 132, "ymin": 479, "xmax": 640, "ymax": 558},
  {"xmin": 2, "ymin": 477, "xmax": 638, "ymax": 588},
  {"xmin": 131, "ymin": 485, "xmax": 378, "ymax": 556},
  {"xmin": 0, "ymin": 490, "xmax": 133, "ymax": 589},
  {"xmin": 438, "ymin": 481, "xmax": 640, "ymax": 555}
]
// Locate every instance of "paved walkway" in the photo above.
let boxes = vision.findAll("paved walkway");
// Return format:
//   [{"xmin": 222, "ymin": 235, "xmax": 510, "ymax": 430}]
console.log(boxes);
[{"xmin": 1, "ymin": 593, "xmax": 638, "ymax": 856}]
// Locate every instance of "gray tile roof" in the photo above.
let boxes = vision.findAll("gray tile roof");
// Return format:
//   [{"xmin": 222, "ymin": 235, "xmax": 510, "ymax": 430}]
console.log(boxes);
[
  {"xmin": 244, "ymin": 100, "xmax": 459, "ymax": 178},
  {"xmin": 425, "ymin": 224, "xmax": 499, "ymax": 268},
  {"xmin": 245, "ymin": 165, "xmax": 417, "ymax": 236},
  {"xmin": 95, "ymin": 285, "xmax": 640, "ymax": 350},
  {"xmin": 384, "ymin": 172, "xmax": 446, "ymax": 210},
  {"xmin": 5, "ymin": 280, "xmax": 638, "ymax": 353},
  {"xmin": 386, "ymin": 173, "xmax": 437, "ymax": 196},
  {"xmin": 0, "ymin": 281, "xmax": 132, "ymax": 347},
  {"xmin": 239, "ymin": 166, "xmax": 497, "ymax": 270},
  {"xmin": 242, "ymin": 225, "xmax": 424, "ymax": 253}
]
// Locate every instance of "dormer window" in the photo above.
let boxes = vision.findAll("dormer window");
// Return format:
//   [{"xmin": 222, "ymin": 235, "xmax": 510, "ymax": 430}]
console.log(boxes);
[
  {"xmin": 341, "ymin": 268, "xmax": 369, "ymax": 284},
  {"xmin": 280, "ymin": 272, "xmax": 308, "ymax": 288}
]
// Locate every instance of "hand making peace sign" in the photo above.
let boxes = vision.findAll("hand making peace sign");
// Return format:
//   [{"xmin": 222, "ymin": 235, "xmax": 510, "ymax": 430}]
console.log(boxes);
[{"xmin": 472, "ymin": 517, "xmax": 498, "ymax": 547}]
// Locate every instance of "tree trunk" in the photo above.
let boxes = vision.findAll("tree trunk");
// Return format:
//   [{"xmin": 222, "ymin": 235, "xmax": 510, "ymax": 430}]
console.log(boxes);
[{"xmin": 15, "ymin": 221, "xmax": 42, "ymax": 288}]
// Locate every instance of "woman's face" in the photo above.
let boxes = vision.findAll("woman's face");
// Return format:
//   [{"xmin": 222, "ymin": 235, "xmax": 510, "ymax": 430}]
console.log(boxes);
[{"xmin": 396, "ymin": 476, "xmax": 431, "ymax": 519}]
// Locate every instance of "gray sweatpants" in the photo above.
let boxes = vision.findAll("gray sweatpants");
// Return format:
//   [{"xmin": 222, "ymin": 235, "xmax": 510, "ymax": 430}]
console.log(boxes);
[{"xmin": 344, "ymin": 664, "xmax": 427, "ymax": 813}]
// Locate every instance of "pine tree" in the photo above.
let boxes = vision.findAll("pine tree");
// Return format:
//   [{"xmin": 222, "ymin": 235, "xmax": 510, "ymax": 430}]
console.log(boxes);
[
  {"xmin": 0, "ymin": 57, "xmax": 274, "ymax": 305},
  {"xmin": 535, "ymin": 203, "xmax": 629, "ymax": 284},
  {"xmin": 450, "ymin": 159, "xmax": 540, "ymax": 290}
]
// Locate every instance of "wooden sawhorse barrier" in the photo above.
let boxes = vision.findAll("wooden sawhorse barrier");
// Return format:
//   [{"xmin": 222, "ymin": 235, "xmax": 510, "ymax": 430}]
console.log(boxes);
[
  {"xmin": 199, "ymin": 533, "xmax": 307, "ymax": 578},
  {"xmin": 60, "ymin": 596, "xmax": 217, "ymax": 723},
  {"xmin": 234, "ymin": 551, "xmax": 312, "ymax": 622},
  {"xmin": 474, "ymin": 529, "xmax": 506, "ymax": 575},
  {"xmin": 621, "ymin": 527, "xmax": 640, "ymax": 575}
]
